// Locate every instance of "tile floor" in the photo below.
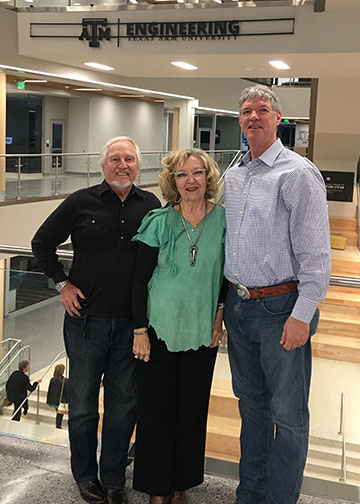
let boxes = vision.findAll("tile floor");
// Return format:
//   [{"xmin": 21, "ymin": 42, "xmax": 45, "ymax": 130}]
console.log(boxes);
[{"xmin": 0, "ymin": 433, "xmax": 354, "ymax": 504}]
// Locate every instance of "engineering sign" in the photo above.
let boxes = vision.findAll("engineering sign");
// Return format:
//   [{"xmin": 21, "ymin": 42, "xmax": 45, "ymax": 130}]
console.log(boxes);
[{"xmin": 30, "ymin": 17, "xmax": 295, "ymax": 48}]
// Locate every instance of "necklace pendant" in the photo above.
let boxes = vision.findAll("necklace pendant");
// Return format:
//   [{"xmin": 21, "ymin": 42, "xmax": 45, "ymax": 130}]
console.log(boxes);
[{"xmin": 190, "ymin": 245, "xmax": 198, "ymax": 266}]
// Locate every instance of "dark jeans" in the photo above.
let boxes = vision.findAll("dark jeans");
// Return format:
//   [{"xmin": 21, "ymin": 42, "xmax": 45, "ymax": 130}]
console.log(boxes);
[
  {"xmin": 64, "ymin": 313, "xmax": 136, "ymax": 489},
  {"xmin": 56, "ymin": 410, "xmax": 64, "ymax": 429},
  {"xmin": 224, "ymin": 287, "xmax": 319, "ymax": 504},
  {"xmin": 133, "ymin": 327, "xmax": 218, "ymax": 496},
  {"xmin": 11, "ymin": 399, "xmax": 28, "ymax": 422}
]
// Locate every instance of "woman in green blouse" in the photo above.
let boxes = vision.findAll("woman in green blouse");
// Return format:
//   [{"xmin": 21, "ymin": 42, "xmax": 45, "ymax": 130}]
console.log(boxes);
[{"xmin": 132, "ymin": 149, "xmax": 226, "ymax": 504}]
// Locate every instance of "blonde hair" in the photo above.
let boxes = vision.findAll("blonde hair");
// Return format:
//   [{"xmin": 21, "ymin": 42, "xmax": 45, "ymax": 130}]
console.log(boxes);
[
  {"xmin": 159, "ymin": 149, "xmax": 220, "ymax": 203},
  {"xmin": 54, "ymin": 364, "xmax": 65, "ymax": 377}
]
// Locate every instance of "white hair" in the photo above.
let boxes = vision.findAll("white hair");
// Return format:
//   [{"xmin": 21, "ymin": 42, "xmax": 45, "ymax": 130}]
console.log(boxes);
[{"xmin": 99, "ymin": 136, "xmax": 143, "ymax": 169}]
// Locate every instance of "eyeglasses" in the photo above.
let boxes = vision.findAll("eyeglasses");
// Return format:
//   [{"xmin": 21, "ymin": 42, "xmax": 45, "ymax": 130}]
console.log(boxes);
[{"xmin": 173, "ymin": 169, "xmax": 206, "ymax": 180}]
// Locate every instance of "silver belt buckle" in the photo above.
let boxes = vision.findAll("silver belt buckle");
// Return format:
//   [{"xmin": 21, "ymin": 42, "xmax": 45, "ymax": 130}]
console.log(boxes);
[{"xmin": 236, "ymin": 284, "xmax": 250, "ymax": 300}]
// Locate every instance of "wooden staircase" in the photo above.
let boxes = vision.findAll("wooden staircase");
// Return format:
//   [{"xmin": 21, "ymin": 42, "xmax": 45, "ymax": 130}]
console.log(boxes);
[
  {"xmin": 206, "ymin": 379, "xmax": 360, "ymax": 486},
  {"xmin": 330, "ymin": 217, "xmax": 358, "ymax": 247}
]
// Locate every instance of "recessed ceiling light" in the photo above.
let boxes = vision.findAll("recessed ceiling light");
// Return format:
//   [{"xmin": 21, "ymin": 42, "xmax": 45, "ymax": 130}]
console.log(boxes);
[
  {"xmin": 177, "ymin": 0, "xmax": 185, "ymax": 3},
  {"xmin": 171, "ymin": 61, "xmax": 198, "ymax": 71},
  {"xmin": 214, "ymin": 0, "xmax": 222, "ymax": 3},
  {"xmin": 269, "ymin": 60, "xmax": 290, "ymax": 70},
  {"xmin": 23, "ymin": 79, "xmax": 48, "ymax": 83},
  {"xmin": 84, "ymin": 62, "xmax": 115, "ymax": 71},
  {"xmin": 129, "ymin": 0, "xmax": 138, "ymax": 3},
  {"xmin": 73, "ymin": 2, "xmax": 80, "ymax": 4},
  {"xmin": 0, "ymin": 64, "xmax": 195, "ymax": 100},
  {"xmin": 73, "ymin": 88, "xmax": 103, "ymax": 91}
]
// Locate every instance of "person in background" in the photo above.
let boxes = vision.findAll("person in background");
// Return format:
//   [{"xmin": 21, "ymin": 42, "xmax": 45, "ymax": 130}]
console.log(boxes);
[
  {"xmin": 32, "ymin": 136, "xmax": 161, "ymax": 504},
  {"xmin": 224, "ymin": 84, "xmax": 331, "ymax": 504},
  {"xmin": 46, "ymin": 363, "xmax": 69, "ymax": 429},
  {"xmin": 6, "ymin": 360, "xmax": 42, "ymax": 421},
  {"xmin": 132, "ymin": 149, "xmax": 226, "ymax": 504}
]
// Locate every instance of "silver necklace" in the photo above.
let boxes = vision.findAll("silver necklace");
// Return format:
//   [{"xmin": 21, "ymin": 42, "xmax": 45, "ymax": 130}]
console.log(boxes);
[{"xmin": 179, "ymin": 201, "xmax": 208, "ymax": 267}]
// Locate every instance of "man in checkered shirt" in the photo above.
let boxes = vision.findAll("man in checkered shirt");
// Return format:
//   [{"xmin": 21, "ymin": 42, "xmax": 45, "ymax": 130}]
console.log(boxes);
[{"xmin": 224, "ymin": 85, "xmax": 331, "ymax": 504}]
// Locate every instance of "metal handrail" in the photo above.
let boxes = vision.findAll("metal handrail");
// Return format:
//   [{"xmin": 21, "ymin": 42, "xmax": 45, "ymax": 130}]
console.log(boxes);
[
  {"xmin": 214, "ymin": 150, "xmax": 243, "ymax": 204},
  {"xmin": 0, "ymin": 345, "xmax": 31, "ymax": 380},
  {"xmin": 338, "ymin": 392, "xmax": 347, "ymax": 483},
  {"xmin": 0, "ymin": 149, "xmax": 240, "ymax": 201},
  {"xmin": 0, "ymin": 245, "xmax": 360, "ymax": 289},
  {"xmin": 0, "ymin": 339, "xmax": 22, "ymax": 369}
]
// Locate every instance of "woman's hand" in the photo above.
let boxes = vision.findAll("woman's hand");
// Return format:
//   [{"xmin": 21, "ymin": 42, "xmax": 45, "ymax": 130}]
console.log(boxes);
[
  {"xmin": 210, "ymin": 308, "xmax": 224, "ymax": 348},
  {"xmin": 133, "ymin": 330, "xmax": 151, "ymax": 362}
]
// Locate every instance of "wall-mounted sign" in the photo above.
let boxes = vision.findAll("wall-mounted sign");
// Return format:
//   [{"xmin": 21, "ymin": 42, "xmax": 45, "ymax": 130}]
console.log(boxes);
[
  {"xmin": 30, "ymin": 17, "xmax": 295, "ymax": 48},
  {"xmin": 320, "ymin": 171, "xmax": 354, "ymax": 202}
]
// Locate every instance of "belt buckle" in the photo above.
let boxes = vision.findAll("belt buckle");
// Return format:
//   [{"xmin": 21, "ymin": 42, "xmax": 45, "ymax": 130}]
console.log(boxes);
[{"xmin": 236, "ymin": 284, "xmax": 250, "ymax": 300}]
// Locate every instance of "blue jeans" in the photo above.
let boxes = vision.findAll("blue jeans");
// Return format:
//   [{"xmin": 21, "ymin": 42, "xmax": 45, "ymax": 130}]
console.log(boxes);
[
  {"xmin": 64, "ymin": 313, "xmax": 136, "ymax": 489},
  {"xmin": 224, "ymin": 286, "xmax": 319, "ymax": 504}
]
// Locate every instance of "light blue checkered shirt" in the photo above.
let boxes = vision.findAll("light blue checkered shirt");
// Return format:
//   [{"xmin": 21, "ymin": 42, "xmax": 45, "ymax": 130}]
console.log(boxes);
[{"xmin": 224, "ymin": 139, "xmax": 331, "ymax": 324}]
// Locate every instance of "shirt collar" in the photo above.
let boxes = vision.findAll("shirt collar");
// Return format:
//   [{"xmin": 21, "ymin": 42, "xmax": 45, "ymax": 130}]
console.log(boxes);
[
  {"xmin": 240, "ymin": 138, "xmax": 284, "ymax": 168},
  {"xmin": 98, "ymin": 180, "xmax": 144, "ymax": 199}
]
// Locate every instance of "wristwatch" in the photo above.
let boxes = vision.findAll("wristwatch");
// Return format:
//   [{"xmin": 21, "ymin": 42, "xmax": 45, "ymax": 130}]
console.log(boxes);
[{"xmin": 55, "ymin": 280, "xmax": 70, "ymax": 293}]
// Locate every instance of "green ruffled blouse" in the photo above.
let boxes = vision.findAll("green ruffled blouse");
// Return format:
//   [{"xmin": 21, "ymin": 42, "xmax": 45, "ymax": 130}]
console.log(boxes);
[{"xmin": 132, "ymin": 203, "xmax": 226, "ymax": 352}]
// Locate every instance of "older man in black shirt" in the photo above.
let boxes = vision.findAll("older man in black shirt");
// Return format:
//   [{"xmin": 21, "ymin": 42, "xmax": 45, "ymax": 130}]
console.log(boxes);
[{"xmin": 32, "ymin": 136, "xmax": 161, "ymax": 504}]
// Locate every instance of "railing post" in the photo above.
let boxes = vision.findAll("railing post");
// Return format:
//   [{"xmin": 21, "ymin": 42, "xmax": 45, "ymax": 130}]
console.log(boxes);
[
  {"xmin": 15, "ymin": 156, "xmax": 23, "ymax": 200},
  {"xmin": 54, "ymin": 156, "xmax": 60, "ymax": 195},
  {"xmin": 86, "ymin": 155, "xmax": 91, "ymax": 188},
  {"xmin": 35, "ymin": 386, "xmax": 40, "ymax": 425},
  {"xmin": 338, "ymin": 392, "xmax": 347, "ymax": 483}
]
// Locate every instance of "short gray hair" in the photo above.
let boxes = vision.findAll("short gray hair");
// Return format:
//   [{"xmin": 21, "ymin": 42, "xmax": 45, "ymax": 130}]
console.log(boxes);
[
  {"xmin": 239, "ymin": 85, "xmax": 281, "ymax": 115},
  {"xmin": 99, "ymin": 136, "xmax": 143, "ymax": 169}
]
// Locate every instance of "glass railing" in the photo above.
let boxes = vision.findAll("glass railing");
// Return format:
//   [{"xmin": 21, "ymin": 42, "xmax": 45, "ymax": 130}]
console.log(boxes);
[
  {"xmin": 4, "ymin": 0, "xmax": 296, "ymax": 9},
  {"xmin": 0, "ymin": 250, "xmax": 359, "ymax": 499},
  {"xmin": 0, "ymin": 150, "xmax": 239, "ymax": 202}
]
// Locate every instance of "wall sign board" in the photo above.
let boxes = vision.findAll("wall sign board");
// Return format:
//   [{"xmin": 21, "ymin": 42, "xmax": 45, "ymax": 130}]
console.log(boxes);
[
  {"xmin": 320, "ymin": 171, "xmax": 354, "ymax": 202},
  {"xmin": 29, "ymin": 17, "xmax": 295, "ymax": 48}
]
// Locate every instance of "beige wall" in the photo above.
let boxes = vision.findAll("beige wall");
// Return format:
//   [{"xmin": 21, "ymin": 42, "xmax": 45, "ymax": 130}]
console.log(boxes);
[
  {"xmin": 312, "ymin": 78, "xmax": 360, "ymax": 218},
  {"xmin": 0, "ymin": 198, "xmax": 66, "ymax": 247}
]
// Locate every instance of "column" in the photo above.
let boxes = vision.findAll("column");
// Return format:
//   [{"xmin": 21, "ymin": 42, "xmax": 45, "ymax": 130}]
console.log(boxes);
[
  {"xmin": 0, "ymin": 70, "xmax": 5, "ymax": 192},
  {"xmin": 166, "ymin": 99, "xmax": 198, "ymax": 150}
]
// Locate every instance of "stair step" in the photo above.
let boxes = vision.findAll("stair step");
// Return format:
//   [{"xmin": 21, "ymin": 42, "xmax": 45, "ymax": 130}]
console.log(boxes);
[
  {"xmin": 209, "ymin": 380, "xmax": 238, "ymax": 420},
  {"xmin": 331, "ymin": 257, "xmax": 360, "ymax": 278},
  {"xmin": 312, "ymin": 334, "xmax": 360, "ymax": 363},
  {"xmin": 206, "ymin": 414, "xmax": 240, "ymax": 459},
  {"xmin": 329, "ymin": 217, "xmax": 358, "ymax": 232},
  {"xmin": 322, "ymin": 286, "xmax": 360, "ymax": 308},
  {"xmin": 309, "ymin": 435, "xmax": 360, "ymax": 453},
  {"xmin": 305, "ymin": 463, "xmax": 360, "ymax": 483}
]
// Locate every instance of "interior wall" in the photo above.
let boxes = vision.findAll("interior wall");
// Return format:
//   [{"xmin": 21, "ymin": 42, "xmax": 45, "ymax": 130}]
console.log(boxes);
[
  {"xmin": 67, "ymin": 97, "xmax": 90, "ymax": 172},
  {"xmin": 88, "ymin": 96, "xmax": 164, "ymax": 153},
  {"xmin": 0, "ymin": 198, "xmax": 65, "ymax": 247},
  {"xmin": 312, "ymin": 78, "xmax": 360, "ymax": 218}
]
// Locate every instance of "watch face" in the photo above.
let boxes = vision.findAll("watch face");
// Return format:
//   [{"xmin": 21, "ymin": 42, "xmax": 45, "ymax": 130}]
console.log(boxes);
[{"xmin": 236, "ymin": 284, "xmax": 250, "ymax": 300}]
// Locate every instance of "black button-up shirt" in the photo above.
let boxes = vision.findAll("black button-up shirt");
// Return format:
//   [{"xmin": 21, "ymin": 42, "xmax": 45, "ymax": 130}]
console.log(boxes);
[{"xmin": 32, "ymin": 181, "xmax": 161, "ymax": 318}]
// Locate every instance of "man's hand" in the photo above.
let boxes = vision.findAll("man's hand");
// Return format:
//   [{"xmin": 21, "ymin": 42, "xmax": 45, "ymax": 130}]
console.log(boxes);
[
  {"xmin": 280, "ymin": 316, "xmax": 310, "ymax": 351},
  {"xmin": 60, "ymin": 282, "xmax": 86, "ymax": 317},
  {"xmin": 36, "ymin": 378, "xmax": 42, "ymax": 384},
  {"xmin": 133, "ymin": 331, "xmax": 151, "ymax": 362}
]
